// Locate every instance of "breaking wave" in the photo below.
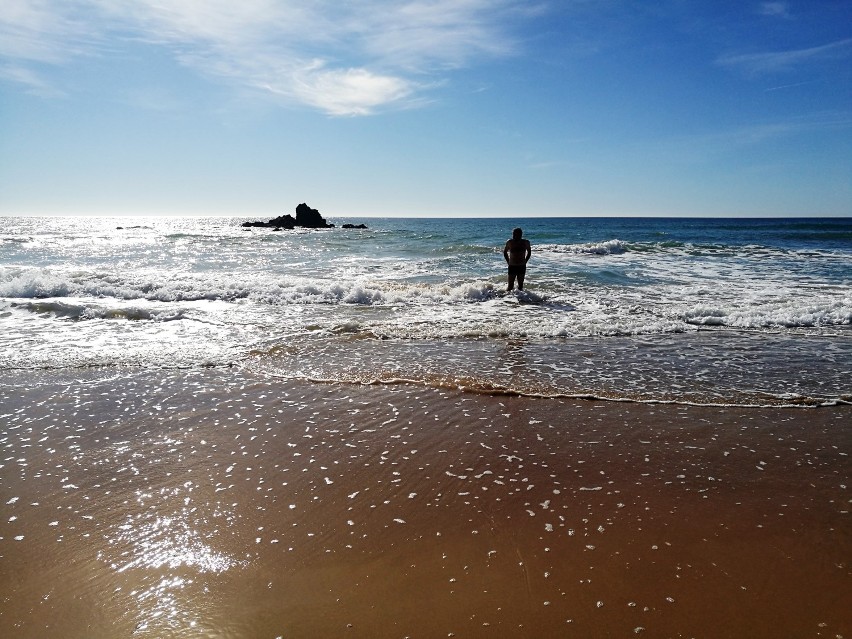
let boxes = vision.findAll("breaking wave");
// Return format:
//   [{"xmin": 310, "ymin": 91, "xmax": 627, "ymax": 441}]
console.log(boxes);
[{"xmin": 9, "ymin": 300, "xmax": 188, "ymax": 322}]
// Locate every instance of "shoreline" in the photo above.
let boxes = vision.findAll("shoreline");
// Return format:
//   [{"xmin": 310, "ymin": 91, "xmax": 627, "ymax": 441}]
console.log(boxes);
[
  {"xmin": 1, "ymin": 367, "xmax": 850, "ymax": 638},
  {"xmin": 241, "ymin": 329, "xmax": 852, "ymax": 409},
  {"xmin": 5, "ymin": 359, "xmax": 852, "ymax": 409},
  {"xmin": 294, "ymin": 375, "xmax": 852, "ymax": 408}
]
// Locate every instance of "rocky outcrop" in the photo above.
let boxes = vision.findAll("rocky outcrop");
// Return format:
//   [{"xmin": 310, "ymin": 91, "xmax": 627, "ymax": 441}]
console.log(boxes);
[
  {"xmin": 295, "ymin": 203, "xmax": 332, "ymax": 228},
  {"xmin": 242, "ymin": 203, "xmax": 334, "ymax": 229},
  {"xmin": 342, "ymin": 223, "xmax": 368, "ymax": 229}
]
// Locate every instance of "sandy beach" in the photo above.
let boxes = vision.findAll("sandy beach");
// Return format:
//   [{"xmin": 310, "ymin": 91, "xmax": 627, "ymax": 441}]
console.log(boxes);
[{"xmin": 1, "ymin": 367, "xmax": 849, "ymax": 638}]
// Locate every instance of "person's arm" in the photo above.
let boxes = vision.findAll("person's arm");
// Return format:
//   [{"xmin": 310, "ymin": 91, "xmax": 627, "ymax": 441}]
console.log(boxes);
[
  {"xmin": 524, "ymin": 240, "xmax": 531, "ymax": 263},
  {"xmin": 503, "ymin": 241, "xmax": 510, "ymax": 263}
]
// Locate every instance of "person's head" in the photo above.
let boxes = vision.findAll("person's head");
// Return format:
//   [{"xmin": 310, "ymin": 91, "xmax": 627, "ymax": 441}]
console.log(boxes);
[{"xmin": 512, "ymin": 227, "xmax": 523, "ymax": 239}]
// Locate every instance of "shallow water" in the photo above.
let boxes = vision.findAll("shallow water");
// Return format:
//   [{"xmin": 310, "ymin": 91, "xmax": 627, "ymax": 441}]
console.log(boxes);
[
  {"xmin": 248, "ymin": 330, "xmax": 852, "ymax": 406},
  {"xmin": 1, "ymin": 369, "xmax": 849, "ymax": 638}
]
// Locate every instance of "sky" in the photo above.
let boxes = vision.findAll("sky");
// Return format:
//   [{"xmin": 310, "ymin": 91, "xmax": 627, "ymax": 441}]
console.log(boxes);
[{"xmin": 1, "ymin": 0, "xmax": 850, "ymax": 218}]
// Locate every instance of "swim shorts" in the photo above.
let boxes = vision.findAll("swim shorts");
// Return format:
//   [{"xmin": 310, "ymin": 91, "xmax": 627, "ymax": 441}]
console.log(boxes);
[{"xmin": 507, "ymin": 264, "xmax": 526, "ymax": 277}]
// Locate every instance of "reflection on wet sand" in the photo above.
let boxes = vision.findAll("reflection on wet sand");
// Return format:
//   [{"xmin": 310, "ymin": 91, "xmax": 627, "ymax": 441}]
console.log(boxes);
[{"xmin": 1, "ymin": 369, "xmax": 849, "ymax": 638}]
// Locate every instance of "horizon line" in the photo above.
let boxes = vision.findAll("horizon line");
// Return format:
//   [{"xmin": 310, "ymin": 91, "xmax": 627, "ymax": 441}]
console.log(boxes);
[{"xmin": 3, "ymin": 212, "xmax": 849, "ymax": 220}]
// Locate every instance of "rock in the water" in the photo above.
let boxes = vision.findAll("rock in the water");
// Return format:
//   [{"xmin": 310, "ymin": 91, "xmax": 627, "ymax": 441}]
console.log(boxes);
[
  {"xmin": 295, "ymin": 203, "xmax": 333, "ymax": 228},
  {"xmin": 242, "ymin": 204, "xmax": 333, "ymax": 229},
  {"xmin": 267, "ymin": 214, "xmax": 296, "ymax": 229}
]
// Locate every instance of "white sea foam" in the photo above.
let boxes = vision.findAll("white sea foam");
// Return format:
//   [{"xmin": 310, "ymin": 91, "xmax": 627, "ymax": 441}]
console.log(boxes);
[
  {"xmin": 10, "ymin": 299, "xmax": 187, "ymax": 322},
  {"xmin": 683, "ymin": 298, "xmax": 852, "ymax": 329},
  {"xmin": 0, "ymin": 269, "xmax": 71, "ymax": 298},
  {"xmin": 538, "ymin": 239, "xmax": 628, "ymax": 255},
  {"xmin": 1, "ymin": 267, "xmax": 503, "ymax": 308},
  {"xmin": 3, "ymin": 263, "xmax": 849, "ymax": 354}
]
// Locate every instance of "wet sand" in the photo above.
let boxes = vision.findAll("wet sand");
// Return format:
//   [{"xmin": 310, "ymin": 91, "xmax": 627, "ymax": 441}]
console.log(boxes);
[{"xmin": 1, "ymin": 368, "xmax": 849, "ymax": 638}]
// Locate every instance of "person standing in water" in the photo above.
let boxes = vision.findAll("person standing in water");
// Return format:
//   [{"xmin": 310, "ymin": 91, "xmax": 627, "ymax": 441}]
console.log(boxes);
[{"xmin": 503, "ymin": 227, "xmax": 531, "ymax": 291}]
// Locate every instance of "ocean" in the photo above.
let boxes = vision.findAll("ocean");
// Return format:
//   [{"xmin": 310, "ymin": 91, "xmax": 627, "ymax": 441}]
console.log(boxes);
[
  {"xmin": 0, "ymin": 217, "xmax": 852, "ymax": 404},
  {"xmin": 1, "ymin": 215, "xmax": 850, "ymax": 406}
]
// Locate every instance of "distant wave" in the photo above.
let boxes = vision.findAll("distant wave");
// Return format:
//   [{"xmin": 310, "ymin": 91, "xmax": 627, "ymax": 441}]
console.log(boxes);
[
  {"xmin": 432, "ymin": 243, "xmax": 496, "ymax": 256},
  {"xmin": 539, "ymin": 238, "xmax": 743, "ymax": 256},
  {"xmin": 540, "ymin": 239, "xmax": 628, "ymax": 255},
  {"xmin": 539, "ymin": 239, "xmax": 846, "ymax": 259}
]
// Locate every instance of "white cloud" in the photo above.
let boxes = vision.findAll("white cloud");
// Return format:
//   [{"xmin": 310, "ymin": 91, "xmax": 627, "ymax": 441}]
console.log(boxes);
[
  {"xmin": 717, "ymin": 38, "xmax": 852, "ymax": 74},
  {"xmin": 285, "ymin": 62, "xmax": 416, "ymax": 116},
  {"xmin": 0, "ymin": 0, "xmax": 531, "ymax": 115}
]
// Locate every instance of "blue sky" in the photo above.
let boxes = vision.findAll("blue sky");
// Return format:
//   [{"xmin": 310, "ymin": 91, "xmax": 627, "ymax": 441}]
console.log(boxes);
[{"xmin": 1, "ymin": 1, "xmax": 850, "ymax": 217}]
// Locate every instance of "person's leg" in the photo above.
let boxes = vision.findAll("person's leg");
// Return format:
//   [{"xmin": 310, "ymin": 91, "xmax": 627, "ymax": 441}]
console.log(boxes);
[
  {"xmin": 507, "ymin": 271, "xmax": 515, "ymax": 291},
  {"xmin": 516, "ymin": 265, "xmax": 526, "ymax": 290}
]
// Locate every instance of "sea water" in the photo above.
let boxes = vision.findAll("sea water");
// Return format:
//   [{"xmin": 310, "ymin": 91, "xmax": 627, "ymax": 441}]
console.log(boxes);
[{"xmin": 1, "ymin": 216, "xmax": 850, "ymax": 405}]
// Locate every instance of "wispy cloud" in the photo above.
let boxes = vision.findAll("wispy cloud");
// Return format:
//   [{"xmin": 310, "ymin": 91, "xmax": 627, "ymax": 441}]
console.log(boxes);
[
  {"xmin": 717, "ymin": 38, "xmax": 852, "ymax": 74},
  {"xmin": 0, "ymin": 0, "xmax": 99, "ymax": 64},
  {"xmin": 758, "ymin": 2, "xmax": 792, "ymax": 19},
  {"xmin": 0, "ymin": 63, "xmax": 66, "ymax": 98},
  {"xmin": 764, "ymin": 79, "xmax": 821, "ymax": 93},
  {"xmin": 662, "ymin": 112, "xmax": 852, "ymax": 162},
  {"xmin": 0, "ymin": 0, "xmax": 532, "ymax": 115}
]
